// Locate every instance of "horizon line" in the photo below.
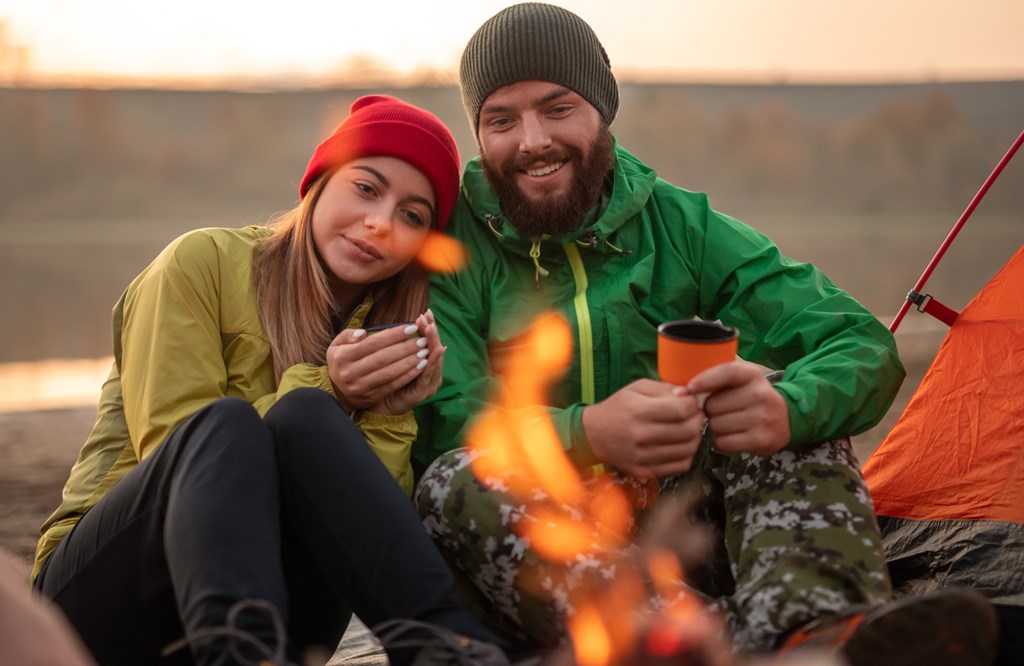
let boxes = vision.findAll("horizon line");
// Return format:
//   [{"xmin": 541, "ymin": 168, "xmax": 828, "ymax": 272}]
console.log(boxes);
[{"xmin": 3, "ymin": 69, "xmax": 1024, "ymax": 93}]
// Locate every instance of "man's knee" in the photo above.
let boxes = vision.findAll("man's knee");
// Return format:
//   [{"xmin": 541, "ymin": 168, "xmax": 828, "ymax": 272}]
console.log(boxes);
[{"xmin": 415, "ymin": 448, "xmax": 514, "ymax": 542}]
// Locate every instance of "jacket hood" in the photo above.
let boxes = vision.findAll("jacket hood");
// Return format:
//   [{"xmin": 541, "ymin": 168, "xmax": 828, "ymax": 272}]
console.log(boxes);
[{"xmin": 460, "ymin": 140, "xmax": 658, "ymax": 258}]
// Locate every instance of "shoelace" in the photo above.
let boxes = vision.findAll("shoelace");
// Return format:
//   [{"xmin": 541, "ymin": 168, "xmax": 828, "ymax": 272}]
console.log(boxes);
[
  {"xmin": 372, "ymin": 618, "xmax": 507, "ymax": 665},
  {"xmin": 161, "ymin": 598, "xmax": 293, "ymax": 666}
]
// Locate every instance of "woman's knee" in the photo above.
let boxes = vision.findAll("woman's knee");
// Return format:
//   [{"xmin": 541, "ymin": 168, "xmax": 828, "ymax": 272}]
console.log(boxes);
[
  {"xmin": 264, "ymin": 388, "xmax": 364, "ymax": 457},
  {"xmin": 171, "ymin": 397, "xmax": 267, "ymax": 457},
  {"xmin": 201, "ymin": 396, "xmax": 262, "ymax": 426},
  {"xmin": 264, "ymin": 388, "xmax": 342, "ymax": 431}
]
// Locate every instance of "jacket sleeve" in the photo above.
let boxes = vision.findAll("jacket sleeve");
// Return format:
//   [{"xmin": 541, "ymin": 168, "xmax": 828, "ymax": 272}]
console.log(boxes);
[
  {"xmin": 119, "ymin": 230, "xmax": 232, "ymax": 460},
  {"xmin": 413, "ymin": 265, "xmax": 496, "ymax": 467},
  {"xmin": 694, "ymin": 205, "xmax": 906, "ymax": 447}
]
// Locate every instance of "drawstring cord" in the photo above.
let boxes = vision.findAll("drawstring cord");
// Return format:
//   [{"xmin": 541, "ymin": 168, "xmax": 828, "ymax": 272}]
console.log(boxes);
[
  {"xmin": 485, "ymin": 215, "xmax": 631, "ymax": 287},
  {"xmin": 603, "ymin": 238, "xmax": 630, "ymax": 254},
  {"xmin": 576, "ymin": 232, "xmax": 600, "ymax": 249},
  {"xmin": 529, "ymin": 240, "xmax": 550, "ymax": 288},
  {"xmin": 484, "ymin": 213, "xmax": 504, "ymax": 239},
  {"xmin": 576, "ymin": 231, "xmax": 632, "ymax": 255}
]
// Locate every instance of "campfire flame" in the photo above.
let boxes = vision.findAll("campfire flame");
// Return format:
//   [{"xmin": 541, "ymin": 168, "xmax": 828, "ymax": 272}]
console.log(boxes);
[
  {"xmin": 415, "ymin": 231, "xmax": 467, "ymax": 273},
  {"xmin": 464, "ymin": 312, "xmax": 726, "ymax": 665}
]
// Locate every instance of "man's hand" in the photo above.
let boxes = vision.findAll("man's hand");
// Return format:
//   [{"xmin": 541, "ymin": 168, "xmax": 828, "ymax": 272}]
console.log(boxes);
[
  {"xmin": 688, "ymin": 360, "xmax": 791, "ymax": 456},
  {"xmin": 581, "ymin": 379, "xmax": 705, "ymax": 478}
]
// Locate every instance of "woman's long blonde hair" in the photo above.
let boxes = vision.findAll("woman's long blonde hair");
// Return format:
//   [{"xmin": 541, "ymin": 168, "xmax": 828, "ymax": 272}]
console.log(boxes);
[{"xmin": 253, "ymin": 172, "xmax": 430, "ymax": 382}]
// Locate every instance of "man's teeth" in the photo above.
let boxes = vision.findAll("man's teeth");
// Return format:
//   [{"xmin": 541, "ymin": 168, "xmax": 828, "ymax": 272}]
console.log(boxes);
[{"xmin": 527, "ymin": 162, "xmax": 564, "ymax": 177}]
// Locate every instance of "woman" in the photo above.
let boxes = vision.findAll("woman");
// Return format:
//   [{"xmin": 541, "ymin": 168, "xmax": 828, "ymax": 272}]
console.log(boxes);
[{"xmin": 32, "ymin": 95, "xmax": 507, "ymax": 666}]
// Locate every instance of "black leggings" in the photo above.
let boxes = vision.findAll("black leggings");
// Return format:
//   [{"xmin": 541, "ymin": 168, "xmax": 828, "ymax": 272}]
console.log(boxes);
[{"xmin": 35, "ymin": 388, "xmax": 493, "ymax": 666}]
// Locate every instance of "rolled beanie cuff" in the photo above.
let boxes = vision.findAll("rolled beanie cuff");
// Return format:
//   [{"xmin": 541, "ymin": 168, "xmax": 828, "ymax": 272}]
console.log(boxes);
[
  {"xmin": 460, "ymin": 2, "xmax": 619, "ymax": 131},
  {"xmin": 299, "ymin": 121, "xmax": 460, "ymax": 230},
  {"xmin": 298, "ymin": 95, "xmax": 461, "ymax": 231}
]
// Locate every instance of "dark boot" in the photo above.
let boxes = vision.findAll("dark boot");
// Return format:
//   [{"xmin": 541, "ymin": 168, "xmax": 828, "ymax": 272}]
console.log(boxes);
[{"xmin": 778, "ymin": 588, "xmax": 999, "ymax": 666}]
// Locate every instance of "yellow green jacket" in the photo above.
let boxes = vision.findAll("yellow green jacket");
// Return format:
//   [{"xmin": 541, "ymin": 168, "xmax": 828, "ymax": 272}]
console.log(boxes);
[{"xmin": 33, "ymin": 226, "xmax": 416, "ymax": 580}]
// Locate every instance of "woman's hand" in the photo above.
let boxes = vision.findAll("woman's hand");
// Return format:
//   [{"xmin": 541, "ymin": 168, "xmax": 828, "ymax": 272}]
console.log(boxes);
[
  {"xmin": 326, "ymin": 310, "xmax": 445, "ymax": 415},
  {"xmin": 371, "ymin": 310, "xmax": 446, "ymax": 415}
]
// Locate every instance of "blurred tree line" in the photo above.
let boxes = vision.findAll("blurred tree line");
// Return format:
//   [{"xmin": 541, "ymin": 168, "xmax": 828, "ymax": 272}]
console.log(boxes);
[
  {"xmin": 0, "ymin": 80, "xmax": 1021, "ymax": 364},
  {"xmin": 0, "ymin": 80, "xmax": 1021, "ymax": 225}
]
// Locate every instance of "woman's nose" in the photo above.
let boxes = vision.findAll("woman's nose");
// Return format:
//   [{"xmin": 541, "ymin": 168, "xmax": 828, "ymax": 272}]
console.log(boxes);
[{"xmin": 363, "ymin": 208, "xmax": 391, "ymax": 236}]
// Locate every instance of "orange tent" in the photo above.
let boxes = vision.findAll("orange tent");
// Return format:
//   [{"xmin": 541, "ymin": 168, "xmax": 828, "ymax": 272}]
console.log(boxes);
[
  {"xmin": 864, "ymin": 242, "xmax": 1024, "ymax": 526},
  {"xmin": 862, "ymin": 243, "xmax": 1024, "ymax": 662}
]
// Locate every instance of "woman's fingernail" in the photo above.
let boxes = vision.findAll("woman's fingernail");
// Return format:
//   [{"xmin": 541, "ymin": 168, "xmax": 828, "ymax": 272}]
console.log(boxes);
[
  {"xmin": 403, "ymin": 324, "xmax": 418, "ymax": 335},
  {"xmin": 415, "ymin": 358, "xmax": 428, "ymax": 370},
  {"xmin": 417, "ymin": 348, "xmax": 429, "ymax": 359},
  {"xmin": 352, "ymin": 329, "xmax": 367, "ymax": 339},
  {"xmin": 416, "ymin": 337, "xmax": 428, "ymax": 348}
]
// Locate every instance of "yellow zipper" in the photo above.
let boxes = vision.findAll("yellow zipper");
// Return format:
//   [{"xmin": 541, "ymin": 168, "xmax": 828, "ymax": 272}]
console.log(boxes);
[{"xmin": 563, "ymin": 243, "xmax": 594, "ymax": 404}]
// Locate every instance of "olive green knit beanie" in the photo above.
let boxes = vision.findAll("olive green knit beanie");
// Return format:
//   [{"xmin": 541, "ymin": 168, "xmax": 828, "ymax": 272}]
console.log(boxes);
[{"xmin": 460, "ymin": 2, "xmax": 619, "ymax": 133}]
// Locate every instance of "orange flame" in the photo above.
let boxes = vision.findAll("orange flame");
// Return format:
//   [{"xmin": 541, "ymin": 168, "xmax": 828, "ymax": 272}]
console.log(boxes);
[
  {"xmin": 521, "ymin": 507, "xmax": 594, "ymax": 561},
  {"xmin": 466, "ymin": 311, "xmax": 719, "ymax": 665},
  {"xmin": 415, "ymin": 231, "xmax": 467, "ymax": 273},
  {"xmin": 569, "ymin": 605, "xmax": 614, "ymax": 666}
]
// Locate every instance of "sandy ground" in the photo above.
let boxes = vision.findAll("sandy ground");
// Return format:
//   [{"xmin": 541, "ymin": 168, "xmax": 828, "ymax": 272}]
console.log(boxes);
[{"xmin": 0, "ymin": 406, "xmax": 97, "ymax": 576}]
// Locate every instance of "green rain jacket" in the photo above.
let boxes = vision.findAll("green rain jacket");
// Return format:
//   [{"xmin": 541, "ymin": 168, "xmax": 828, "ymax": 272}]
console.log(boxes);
[
  {"xmin": 413, "ymin": 144, "xmax": 904, "ymax": 469},
  {"xmin": 34, "ymin": 226, "xmax": 417, "ymax": 580}
]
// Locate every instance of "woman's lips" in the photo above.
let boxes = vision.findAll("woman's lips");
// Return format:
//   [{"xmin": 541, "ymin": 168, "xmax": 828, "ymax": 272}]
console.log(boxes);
[{"xmin": 346, "ymin": 236, "xmax": 383, "ymax": 260}]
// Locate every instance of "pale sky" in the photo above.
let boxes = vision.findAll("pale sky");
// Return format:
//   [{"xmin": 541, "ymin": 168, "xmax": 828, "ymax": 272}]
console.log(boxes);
[{"xmin": 1, "ymin": 0, "xmax": 1022, "ymax": 87}]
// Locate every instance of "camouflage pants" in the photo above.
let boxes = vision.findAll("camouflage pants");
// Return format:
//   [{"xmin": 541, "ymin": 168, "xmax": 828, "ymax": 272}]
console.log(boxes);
[{"xmin": 414, "ymin": 437, "xmax": 891, "ymax": 654}]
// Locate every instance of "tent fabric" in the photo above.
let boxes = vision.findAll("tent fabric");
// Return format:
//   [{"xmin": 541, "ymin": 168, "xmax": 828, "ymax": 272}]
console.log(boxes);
[
  {"xmin": 863, "ymin": 242, "xmax": 1024, "ymax": 524},
  {"xmin": 879, "ymin": 516, "xmax": 1024, "ymax": 606}
]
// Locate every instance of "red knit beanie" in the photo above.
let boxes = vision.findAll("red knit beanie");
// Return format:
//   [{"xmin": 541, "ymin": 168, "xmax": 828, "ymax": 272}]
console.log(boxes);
[{"xmin": 299, "ymin": 95, "xmax": 461, "ymax": 231}]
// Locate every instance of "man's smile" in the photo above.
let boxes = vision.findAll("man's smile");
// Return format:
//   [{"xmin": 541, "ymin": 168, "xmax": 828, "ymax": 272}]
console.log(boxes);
[{"xmin": 525, "ymin": 161, "xmax": 566, "ymax": 177}]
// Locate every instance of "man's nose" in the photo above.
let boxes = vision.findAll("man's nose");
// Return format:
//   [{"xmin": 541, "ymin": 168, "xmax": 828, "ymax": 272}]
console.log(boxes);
[{"xmin": 519, "ymin": 113, "xmax": 551, "ymax": 154}]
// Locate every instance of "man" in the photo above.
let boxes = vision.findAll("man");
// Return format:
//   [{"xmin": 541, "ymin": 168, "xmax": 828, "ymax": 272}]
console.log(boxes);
[{"xmin": 413, "ymin": 3, "xmax": 995, "ymax": 664}]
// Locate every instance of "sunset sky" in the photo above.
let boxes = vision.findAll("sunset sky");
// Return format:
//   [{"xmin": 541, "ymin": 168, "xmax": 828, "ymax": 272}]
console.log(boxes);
[{"xmin": 1, "ymin": 0, "xmax": 1022, "ymax": 87}]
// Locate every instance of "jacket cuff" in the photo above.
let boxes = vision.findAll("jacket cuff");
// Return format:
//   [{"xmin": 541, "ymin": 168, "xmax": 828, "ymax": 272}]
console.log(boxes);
[
  {"xmin": 356, "ymin": 410, "xmax": 416, "ymax": 428},
  {"xmin": 564, "ymin": 404, "xmax": 601, "ymax": 469}
]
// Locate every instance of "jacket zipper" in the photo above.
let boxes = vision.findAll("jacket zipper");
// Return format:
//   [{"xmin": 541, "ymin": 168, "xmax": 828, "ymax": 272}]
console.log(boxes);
[{"xmin": 563, "ymin": 242, "xmax": 595, "ymax": 404}]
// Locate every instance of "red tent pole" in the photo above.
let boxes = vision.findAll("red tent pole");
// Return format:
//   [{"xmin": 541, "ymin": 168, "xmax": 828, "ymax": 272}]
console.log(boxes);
[{"xmin": 889, "ymin": 129, "xmax": 1024, "ymax": 334}]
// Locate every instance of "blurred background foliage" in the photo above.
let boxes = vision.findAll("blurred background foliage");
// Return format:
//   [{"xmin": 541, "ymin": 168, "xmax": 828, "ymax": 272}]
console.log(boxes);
[{"xmin": 1, "ymin": 81, "xmax": 1022, "ymax": 365}]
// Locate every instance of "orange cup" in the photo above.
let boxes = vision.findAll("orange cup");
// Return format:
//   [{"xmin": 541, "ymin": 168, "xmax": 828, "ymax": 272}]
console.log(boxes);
[{"xmin": 657, "ymin": 320, "xmax": 738, "ymax": 385}]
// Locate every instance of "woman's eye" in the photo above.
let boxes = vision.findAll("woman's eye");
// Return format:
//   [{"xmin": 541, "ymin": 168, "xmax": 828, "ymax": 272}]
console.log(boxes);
[
  {"xmin": 402, "ymin": 209, "xmax": 426, "ymax": 227},
  {"xmin": 356, "ymin": 182, "xmax": 376, "ymax": 196}
]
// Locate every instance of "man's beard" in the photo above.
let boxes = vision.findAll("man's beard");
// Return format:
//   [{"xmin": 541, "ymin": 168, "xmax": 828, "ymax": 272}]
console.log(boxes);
[{"xmin": 482, "ymin": 126, "xmax": 614, "ymax": 238}]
